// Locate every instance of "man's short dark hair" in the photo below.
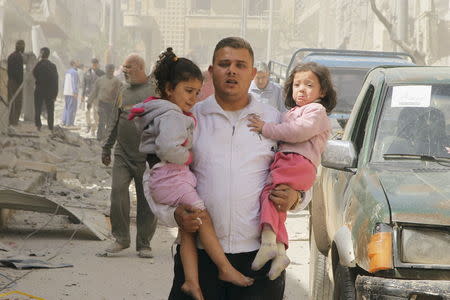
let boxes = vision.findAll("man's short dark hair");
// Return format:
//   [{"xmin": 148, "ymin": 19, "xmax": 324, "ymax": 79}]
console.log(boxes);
[
  {"xmin": 91, "ymin": 58, "xmax": 99, "ymax": 64},
  {"xmin": 15, "ymin": 40, "xmax": 25, "ymax": 51},
  {"xmin": 212, "ymin": 37, "xmax": 254, "ymax": 65},
  {"xmin": 105, "ymin": 64, "xmax": 115, "ymax": 72},
  {"xmin": 40, "ymin": 47, "xmax": 50, "ymax": 59}
]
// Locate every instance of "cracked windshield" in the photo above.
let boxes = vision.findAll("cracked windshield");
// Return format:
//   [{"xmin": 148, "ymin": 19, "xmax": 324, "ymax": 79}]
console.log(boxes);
[{"xmin": 0, "ymin": 0, "xmax": 449, "ymax": 299}]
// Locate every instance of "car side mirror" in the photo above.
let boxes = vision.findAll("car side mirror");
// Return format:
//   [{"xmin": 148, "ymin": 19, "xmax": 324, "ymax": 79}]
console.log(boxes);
[{"xmin": 321, "ymin": 140, "xmax": 357, "ymax": 171}]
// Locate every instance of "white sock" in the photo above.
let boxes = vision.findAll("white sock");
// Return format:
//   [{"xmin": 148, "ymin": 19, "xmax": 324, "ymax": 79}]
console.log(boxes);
[
  {"xmin": 268, "ymin": 242, "xmax": 290, "ymax": 280},
  {"xmin": 251, "ymin": 225, "xmax": 277, "ymax": 271}
]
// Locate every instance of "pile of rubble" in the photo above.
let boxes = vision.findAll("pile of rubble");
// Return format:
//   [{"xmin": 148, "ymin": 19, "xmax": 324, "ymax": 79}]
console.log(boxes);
[{"xmin": 0, "ymin": 123, "xmax": 112, "ymax": 239}]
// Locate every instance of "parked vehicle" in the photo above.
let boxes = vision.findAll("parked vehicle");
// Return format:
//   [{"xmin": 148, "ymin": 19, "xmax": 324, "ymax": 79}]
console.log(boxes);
[
  {"xmin": 269, "ymin": 49, "xmax": 415, "ymax": 130},
  {"xmin": 310, "ymin": 66, "xmax": 450, "ymax": 299}
]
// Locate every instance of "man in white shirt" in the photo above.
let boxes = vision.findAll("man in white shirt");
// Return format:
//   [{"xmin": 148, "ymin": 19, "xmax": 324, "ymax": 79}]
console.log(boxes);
[
  {"xmin": 148, "ymin": 37, "xmax": 301, "ymax": 300},
  {"xmin": 249, "ymin": 61, "xmax": 285, "ymax": 112}
]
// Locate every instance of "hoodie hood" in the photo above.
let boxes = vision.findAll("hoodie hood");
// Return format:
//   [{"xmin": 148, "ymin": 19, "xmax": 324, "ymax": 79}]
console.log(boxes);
[{"xmin": 130, "ymin": 98, "xmax": 182, "ymax": 133}]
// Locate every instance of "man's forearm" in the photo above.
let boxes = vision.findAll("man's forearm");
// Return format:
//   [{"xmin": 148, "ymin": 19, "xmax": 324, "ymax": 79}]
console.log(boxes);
[{"xmin": 102, "ymin": 110, "xmax": 120, "ymax": 154}]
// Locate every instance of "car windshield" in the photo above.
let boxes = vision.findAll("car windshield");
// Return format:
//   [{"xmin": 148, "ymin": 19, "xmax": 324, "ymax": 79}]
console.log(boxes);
[{"xmin": 372, "ymin": 84, "xmax": 450, "ymax": 162}]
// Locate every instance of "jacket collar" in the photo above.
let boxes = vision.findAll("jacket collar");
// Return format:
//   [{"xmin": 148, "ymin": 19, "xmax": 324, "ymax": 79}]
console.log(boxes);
[{"xmin": 198, "ymin": 93, "xmax": 265, "ymax": 117}]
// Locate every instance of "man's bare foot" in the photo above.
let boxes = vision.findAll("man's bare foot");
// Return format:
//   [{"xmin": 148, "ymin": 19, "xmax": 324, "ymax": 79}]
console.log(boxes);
[
  {"xmin": 181, "ymin": 281, "xmax": 204, "ymax": 300},
  {"xmin": 218, "ymin": 266, "xmax": 254, "ymax": 287}
]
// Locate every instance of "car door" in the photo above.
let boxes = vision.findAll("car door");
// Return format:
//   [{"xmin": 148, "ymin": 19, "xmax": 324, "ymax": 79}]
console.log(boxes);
[{"xmin": 323, "ymin": 72, "xmax": 379, "ymax": 236}]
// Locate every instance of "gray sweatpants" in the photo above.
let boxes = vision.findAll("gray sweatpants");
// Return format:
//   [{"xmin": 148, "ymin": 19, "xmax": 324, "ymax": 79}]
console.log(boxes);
[{"xmin": 110, "ymin": 154, "xmax": 157, "ymax": 250}]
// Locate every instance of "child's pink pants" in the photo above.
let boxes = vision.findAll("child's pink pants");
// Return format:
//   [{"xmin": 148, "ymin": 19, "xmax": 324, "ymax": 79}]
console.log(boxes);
[
  {"xmin": 260, "ymin": 152, "xmax": 316, "ymax": 248},
  {"xmin": 149, "ymin": 163, "xmax": 205, "ymax": 210}
]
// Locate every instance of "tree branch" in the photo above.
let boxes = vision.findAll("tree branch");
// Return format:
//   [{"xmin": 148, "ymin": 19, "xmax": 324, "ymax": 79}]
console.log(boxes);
[{"xmin": 370, "ymin": 0, "xmax": 427, "ymax": 64}]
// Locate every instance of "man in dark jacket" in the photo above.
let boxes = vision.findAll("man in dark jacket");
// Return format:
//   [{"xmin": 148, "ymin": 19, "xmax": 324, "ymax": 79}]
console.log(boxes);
[
  {"xmin": 84, "ymin": 58, "xmax": 105, "ymax": 134},
  {"xmin": 33, "ymin": 47, "xmax": 59, "ymax": 131},
  {"xmin": 8, "ymin": 40, "xmax": 25, "ymax": 126}
]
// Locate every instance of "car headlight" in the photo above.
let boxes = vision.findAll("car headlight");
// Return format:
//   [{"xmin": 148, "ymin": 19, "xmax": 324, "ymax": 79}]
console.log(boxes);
[{"xmin": 401, "ymin": 227, "xmax": 450, "ymax": 265}]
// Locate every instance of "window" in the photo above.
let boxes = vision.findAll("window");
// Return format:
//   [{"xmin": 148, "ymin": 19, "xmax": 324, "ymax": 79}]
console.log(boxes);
[
  {"xmin": 248, "ymin": 0, "xmax": 268, "ymax": 16},
  {"xmin": 352, "ymin": 85, "xmax": 374, "ymax": 153},
  {"xmin": 192, "ymin": 0, "xmax": 211, "ymax": 10},
  {"xmin": 154, "ymin": 0, "xmax": 166, "ymax": 9}
]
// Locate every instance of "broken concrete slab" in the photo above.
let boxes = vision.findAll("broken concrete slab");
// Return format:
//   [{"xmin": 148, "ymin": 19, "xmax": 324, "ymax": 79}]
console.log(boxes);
[
  {"xmin": 0, "ymin": 188, "xmax": 109, "ymax": 240},
  {"xmin": 0, "ymin": 257, "xmax": 73, "ymax": 269},
  {"xmin": 15, "ymin": 161, "xmax": 57, "ymax": 176},
  {"xmin": 0, "ymin": 152, "xmax": 17, "ymax": 169}
]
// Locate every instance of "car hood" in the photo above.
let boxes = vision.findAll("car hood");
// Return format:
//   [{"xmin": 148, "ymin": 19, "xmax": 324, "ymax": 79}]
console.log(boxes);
[{"xmin": 377, "ymin": 167, "xmax": 450, "ymax": 226}]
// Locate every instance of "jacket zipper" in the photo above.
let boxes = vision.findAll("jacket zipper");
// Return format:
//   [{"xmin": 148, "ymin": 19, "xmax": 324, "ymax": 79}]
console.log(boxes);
[{"xmin": 228, "ymin": 124, "xmax": 235, "ymax": 251}]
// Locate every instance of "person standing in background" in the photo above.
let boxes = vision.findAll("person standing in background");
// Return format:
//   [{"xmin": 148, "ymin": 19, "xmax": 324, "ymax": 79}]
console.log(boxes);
[
  {"xmin": 33, "ymin": 47, "xmax": 58, "ymax": 131},
  {"xmin": 87, "ymin": 64, "xmax": 122, "ymax": 141},
  {"xmin": 249, "ymin": 62, "xmax": 285, "ymax": 112},
  {"xmin": 99, "ymin": 54, "xmax": 157, "ymax": 258},
  {"xmin": 84, "ymin": 58, "xmax": 105, "ymax": 134},
  {"xmin": 197, "ymin": 70, "xmax": 214, "ymax": 101},
  {"xmin": 7, "ymin": 40, "xmax": 25, "ymax": 126},
  {"xmin": 61, "ymin": 60, "xmax": 79, "ymax": 126}
]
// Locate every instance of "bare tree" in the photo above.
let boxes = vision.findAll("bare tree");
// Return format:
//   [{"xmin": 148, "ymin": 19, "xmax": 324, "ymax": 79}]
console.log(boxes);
[{"xmin": 370, "ymin": 0, "xmax": 427, "ymax": 65}]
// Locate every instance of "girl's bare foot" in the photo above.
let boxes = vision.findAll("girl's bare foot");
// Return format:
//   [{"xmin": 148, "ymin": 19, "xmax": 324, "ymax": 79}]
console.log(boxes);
[
  {"xmin": 218, "ymin": 266, "xmax": 254, "ymax": 287},
  {"xmin": 181, "ymin": 281, "xmax": 204, "ymax": 300}
]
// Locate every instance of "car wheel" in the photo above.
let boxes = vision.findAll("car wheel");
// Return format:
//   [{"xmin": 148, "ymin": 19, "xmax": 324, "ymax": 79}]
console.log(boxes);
[
  {"xmin": 309, "ymin": 227, "xmax": 333, "ymax": 300},
  {"xmin": 311, "ymin": 182, "xmax": 330, "ymax": 255},
  {"xmin": 333, "ymin": 263, "xmax": 356, "ymax": 300}
]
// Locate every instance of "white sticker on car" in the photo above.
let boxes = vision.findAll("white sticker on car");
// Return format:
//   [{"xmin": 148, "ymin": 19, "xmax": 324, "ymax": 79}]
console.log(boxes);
[{"xmin": 392, "ymin": 85, "xmax": 431, "ymax": 107}]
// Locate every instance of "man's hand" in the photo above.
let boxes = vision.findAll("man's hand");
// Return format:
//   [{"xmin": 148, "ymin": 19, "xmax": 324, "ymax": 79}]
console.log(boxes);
[
  {"xmin": 102, "ymin": 153, "xmax": 111, "ymax": 166},
  {"xmin": 270, "ymin": 184, "xmax": 299, "ymax": 212},
  {"xmin": 174, "ymin": 204, "xmax": 204, "ymax": 233},
  {"xmin": 247, "ymin": 114, "xmax": 265, "ymax": 134}
]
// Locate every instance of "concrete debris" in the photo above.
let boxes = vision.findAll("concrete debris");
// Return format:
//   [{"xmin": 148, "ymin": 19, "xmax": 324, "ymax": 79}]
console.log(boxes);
[
  {"xmin": 0, "ymin": 188, "xmax": 110, "ymax": 240},
  {"xmin": 0, "ymin": 257, "xmax": 73, "ymax": 269},
  {"xmin": 0, "ymin": 123, "xmax": 112, "ymax": 241}
]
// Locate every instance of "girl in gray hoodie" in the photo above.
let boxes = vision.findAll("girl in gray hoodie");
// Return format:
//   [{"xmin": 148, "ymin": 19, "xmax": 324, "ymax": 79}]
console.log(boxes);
[{"xmin": 130, "ymin": 48, "xmax": 253, "ymax": 300}]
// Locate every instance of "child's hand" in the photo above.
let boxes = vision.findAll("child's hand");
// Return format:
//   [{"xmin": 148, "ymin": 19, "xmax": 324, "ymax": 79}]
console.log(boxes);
[
  {"xmin": 174, "ymin": 204, "xmax": 202, "ymax": 233},
  {"xmin": 247, "ymin": 114, "xmax": 265, "ymax": 134}
]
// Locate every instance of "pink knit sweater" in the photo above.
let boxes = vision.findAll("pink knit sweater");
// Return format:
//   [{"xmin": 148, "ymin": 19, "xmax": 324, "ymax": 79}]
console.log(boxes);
[{"xmin": 262, "ymin": 102, "xmax": 331, "ymax": 168}]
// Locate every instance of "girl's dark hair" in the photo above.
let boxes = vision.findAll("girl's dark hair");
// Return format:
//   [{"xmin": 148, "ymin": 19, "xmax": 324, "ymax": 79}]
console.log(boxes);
[
  {"xmin": 152, "ymin": 47, "xmax": 203, "ymax": 98},
  {"xmin": 284, "ymin": 62, "xmax": 337, "ymax": 113}
]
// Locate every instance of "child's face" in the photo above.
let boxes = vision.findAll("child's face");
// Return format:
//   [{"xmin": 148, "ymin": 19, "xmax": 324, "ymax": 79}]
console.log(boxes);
[
  {"xmin": 292, "ymin": 71, "xmax": 324, "ymax": 107},
  {"xmin": 166, "ymin": 78, "xmax": 203, "ymax": 112}
]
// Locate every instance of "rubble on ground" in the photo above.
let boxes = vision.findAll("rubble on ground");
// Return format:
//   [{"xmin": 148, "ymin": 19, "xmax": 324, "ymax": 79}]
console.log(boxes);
[{"xmin": 0, "ymin": 122, "xmax": 112, "ymax": 239}]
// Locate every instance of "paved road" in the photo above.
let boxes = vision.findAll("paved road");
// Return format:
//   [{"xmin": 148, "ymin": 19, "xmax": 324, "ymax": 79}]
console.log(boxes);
[{"xmin": 0, "ymin": 210, "xmax": 310, "ymax": 299}]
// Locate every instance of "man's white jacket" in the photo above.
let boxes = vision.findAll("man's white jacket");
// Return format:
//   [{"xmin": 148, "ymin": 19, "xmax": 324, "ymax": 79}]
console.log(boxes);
[{"xmin": 146, "ymin": 94, "xmax": 280, "ymax": 253}]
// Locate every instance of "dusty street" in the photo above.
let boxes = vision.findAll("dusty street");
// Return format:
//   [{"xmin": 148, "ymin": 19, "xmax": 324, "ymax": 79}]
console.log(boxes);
[
  {"xmin": 0, "ymin": 100, "xmax": 311, "ymax": 300},
  {"xmin": 0, "ymin": 210, "xmax": 310, "ymax": 299}
]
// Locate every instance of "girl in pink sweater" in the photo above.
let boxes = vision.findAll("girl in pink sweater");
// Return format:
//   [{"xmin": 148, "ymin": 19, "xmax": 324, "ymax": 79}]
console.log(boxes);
[{"xmin": 248, "ymin": 62, "xmax": 336, "ymax": 280}]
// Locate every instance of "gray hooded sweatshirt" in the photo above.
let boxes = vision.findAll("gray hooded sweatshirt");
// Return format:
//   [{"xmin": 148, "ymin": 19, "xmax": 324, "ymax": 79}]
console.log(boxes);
[{"xmin": 132, "ymin": 99, "xmax": 195, "ymax": 166}]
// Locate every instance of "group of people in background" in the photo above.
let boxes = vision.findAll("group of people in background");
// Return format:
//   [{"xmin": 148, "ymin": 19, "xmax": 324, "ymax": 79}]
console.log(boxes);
[
  {"xmin": 6, "ymin": 41, "xmax": 120, "ymax": 141},
  {"xmin": 60, "ymin": 57, "xmax": 120, "ymax": 141}
]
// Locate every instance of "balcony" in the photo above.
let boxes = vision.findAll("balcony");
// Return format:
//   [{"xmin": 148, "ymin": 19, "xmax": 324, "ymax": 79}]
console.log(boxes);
[{"xmin": 123, "ymin": 13, "xmax": 157, "ymax": 30}]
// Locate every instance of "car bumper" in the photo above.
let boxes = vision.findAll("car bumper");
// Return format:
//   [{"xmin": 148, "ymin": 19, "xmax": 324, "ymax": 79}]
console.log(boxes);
[{"xmin": 356, "ymin": 275, "xmax": 450, "ymax": 299}]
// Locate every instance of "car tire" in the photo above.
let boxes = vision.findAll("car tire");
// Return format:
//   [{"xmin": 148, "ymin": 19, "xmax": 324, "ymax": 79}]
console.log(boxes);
[
  {"xmin": 309, "ymin": 227, "xmax": 333, "ymax": 300},
  {"xmin": 311, "ymin": 181, "xmax": 330, "ymax": 255},
  {"xmin": 333, "ymin": 263, "xmax": 356, "ymax": 300}
]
